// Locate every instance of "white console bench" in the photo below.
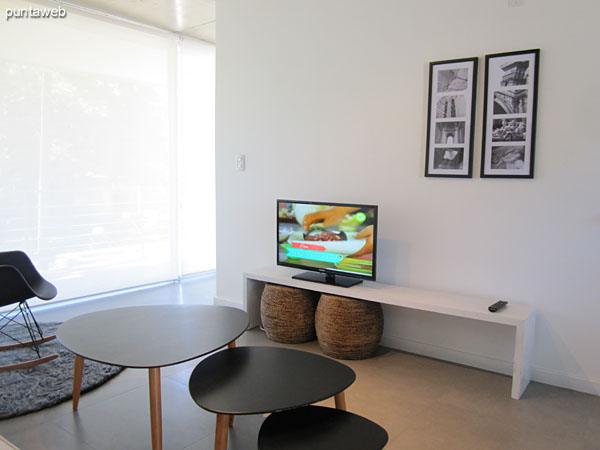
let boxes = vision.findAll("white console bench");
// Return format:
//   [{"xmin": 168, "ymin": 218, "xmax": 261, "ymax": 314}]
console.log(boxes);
[{"xmin": 243, "ymin": 266, "xmax": 536, "ymax": 400}]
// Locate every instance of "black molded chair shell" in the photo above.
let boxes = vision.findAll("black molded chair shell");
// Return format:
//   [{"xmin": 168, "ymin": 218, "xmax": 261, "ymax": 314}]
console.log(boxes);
[
  {"xmin": 0, "ymin": 250, "xmax": 58, "ymax": 371},
  {"xmin": 0, "ymin": 251, "xmax": 57, "ymax": 307}
]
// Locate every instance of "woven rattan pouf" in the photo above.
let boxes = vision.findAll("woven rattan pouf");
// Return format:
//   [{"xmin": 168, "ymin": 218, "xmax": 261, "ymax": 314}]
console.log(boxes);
[
  {"xmin": 260, "ymin": 283, "xmax": 318, "ymax": 343},
  {"xmin": 315, "ymin": 294, "xmax": 383, "ymax": 360}
]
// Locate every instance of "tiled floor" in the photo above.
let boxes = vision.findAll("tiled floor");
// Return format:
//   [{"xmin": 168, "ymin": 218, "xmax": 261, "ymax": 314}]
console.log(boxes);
[{"xmin": 1, "ymin": 274, "xmax": 600, "ymax": 449}]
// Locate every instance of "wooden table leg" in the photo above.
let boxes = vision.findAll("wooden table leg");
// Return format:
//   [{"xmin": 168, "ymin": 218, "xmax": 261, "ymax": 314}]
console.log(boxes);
[
  {"xmin": 334, "ymin": 391, "xmax": 347, "ymax": 411},
  {"xmin": 215, "ymin": 413, "xmax": 229, "ymax": 450},
  {"xmin": 208, "ymin": 342, "xmax": 238, "ymax": 432},
  {"xmin": 149, "ymin": 367, "xmax": 162, "ymax": 450},
  {"xmin": 72, "ymin": 355, "xmax": 85, "ymax": 411},
  {"xmin": 227, "ymin": 340, "xmax": 236, "ymax": 428}
]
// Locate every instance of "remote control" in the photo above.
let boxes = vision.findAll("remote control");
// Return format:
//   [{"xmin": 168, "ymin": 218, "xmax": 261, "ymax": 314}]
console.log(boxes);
[{"xmin": 488, "ymin": 300, "xmax": 508, "ymax": 312}]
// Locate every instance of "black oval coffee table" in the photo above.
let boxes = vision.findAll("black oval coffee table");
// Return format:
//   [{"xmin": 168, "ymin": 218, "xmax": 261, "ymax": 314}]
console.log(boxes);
[
  {"xmin": 258, "ymin": 405, "xmax": 389, "ymax": 450},
  {"xmin": 188, "ymin": 346, "xmax": 356, "ymax": 450},
  {"xmin": 57, "ymin": 305, "xmax": 248, "ymax": 450}
]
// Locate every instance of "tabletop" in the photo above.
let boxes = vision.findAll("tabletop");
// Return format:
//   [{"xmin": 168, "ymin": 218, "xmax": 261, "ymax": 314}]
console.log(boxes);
[
  {"xmin": 57, "ymin": 305, "xmax": 248, "ymax": 368},
  {"xmin": 258, "ymin": 405, "xmax": 388, "ymax": 450},
  {"xmin": 188, "ymin": 346, "xmax": 356, "ymax": 415}
]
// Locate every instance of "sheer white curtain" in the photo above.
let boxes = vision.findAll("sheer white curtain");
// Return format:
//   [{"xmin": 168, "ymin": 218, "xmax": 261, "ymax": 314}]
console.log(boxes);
[{"xmin": 0, "ymin": 0, "xmax": 215, "ymax": 305}]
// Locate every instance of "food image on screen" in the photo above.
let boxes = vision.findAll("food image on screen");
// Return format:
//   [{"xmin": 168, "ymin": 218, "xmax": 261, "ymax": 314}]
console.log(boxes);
[
  {"xmin": 305, "ymin": 231, "xmax": 346, "ymax": 241},
  {"xmin": 277, "ymin": 202, "xmax": 376, "ymax": 278}
]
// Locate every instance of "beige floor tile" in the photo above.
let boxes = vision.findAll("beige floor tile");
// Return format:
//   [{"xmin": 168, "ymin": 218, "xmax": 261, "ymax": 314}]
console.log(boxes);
[{"xmin": 2, "ymin": 277, "xmax": 600, "ymax": 450}]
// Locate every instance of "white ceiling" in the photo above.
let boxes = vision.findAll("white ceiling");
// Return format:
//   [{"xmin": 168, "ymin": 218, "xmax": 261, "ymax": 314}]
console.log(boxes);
[{"xmin": 62, "ymin": 0, "xmax": 216, "ymax": 43}]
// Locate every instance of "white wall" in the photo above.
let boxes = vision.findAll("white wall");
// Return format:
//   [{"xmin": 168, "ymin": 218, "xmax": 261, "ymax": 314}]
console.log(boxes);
[
  {"xmin": 180, "ymin": 38, "xmax": 217, "ymax": 275},
  {"xmin": 216, "ymin": 0, "xmax": 600, "ymax": 394}
]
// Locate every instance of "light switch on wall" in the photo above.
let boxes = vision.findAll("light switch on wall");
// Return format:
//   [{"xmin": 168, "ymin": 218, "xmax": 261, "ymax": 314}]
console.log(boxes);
[{"xmin": 236, "ymin": 154, "xmax": 245, "ymax": 171}]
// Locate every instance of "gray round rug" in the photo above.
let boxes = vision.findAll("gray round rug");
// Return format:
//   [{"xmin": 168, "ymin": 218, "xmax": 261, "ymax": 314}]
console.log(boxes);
[{"xmin": 0, "ymin": 321, "xmax": 124, "ymax": 420}]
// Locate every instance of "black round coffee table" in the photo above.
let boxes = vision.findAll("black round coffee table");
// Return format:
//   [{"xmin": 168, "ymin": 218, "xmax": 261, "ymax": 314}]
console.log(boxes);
[
  {"xmin": 258, "ymin": 405, "xmax": 388, "ymax": 450},
  {"xmin": 188, "ymin": 346, "xmax": 356, "ymax": 450},
  {"xmin": 57, "ymin": 305, "xmax": 248, "ymax": 450}
]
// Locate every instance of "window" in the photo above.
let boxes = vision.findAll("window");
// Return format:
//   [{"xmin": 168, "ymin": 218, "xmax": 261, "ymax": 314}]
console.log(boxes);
[{"xmin": 0, "ymin": 0, "xmax": 215, "ymax": 304}]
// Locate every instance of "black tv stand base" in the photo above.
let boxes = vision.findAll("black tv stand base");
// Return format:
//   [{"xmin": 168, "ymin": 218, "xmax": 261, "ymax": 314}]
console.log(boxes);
[{"xmin": 291, "ymin": 271, "xmax": 363, "ymax": 288}]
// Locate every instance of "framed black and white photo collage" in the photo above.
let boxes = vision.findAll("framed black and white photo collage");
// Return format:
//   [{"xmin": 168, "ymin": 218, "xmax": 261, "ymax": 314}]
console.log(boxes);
[
  {"xmin": 481, "ymin": 49, "xmax": 540, "ymax": 178},
  {"xmin": 425, "ymin": 49, "xmax": 540, "ymax": 179},
  {"xmin": 425, "ymin": 58, "xmax": 478, "ymax": 178}
]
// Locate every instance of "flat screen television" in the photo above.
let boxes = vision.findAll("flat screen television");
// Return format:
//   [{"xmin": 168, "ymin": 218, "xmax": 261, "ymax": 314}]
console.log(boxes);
[{"xmin": 277, "ymin": 200, "xmax": 378, "ymax": 287}]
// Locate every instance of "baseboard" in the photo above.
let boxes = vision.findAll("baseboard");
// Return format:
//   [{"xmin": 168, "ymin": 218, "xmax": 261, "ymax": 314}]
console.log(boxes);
[
  {"xmin": 381, "ymin": 333, "xmax": 600, "ymax": 396},
  {"xmin": 530, "ymin": 366, "xmax": 600, "ymax": 396},
  {"xmin": 213, "ymin": 295, "xmax": 243, "ymax": 309},
  {"xmin": 380, "ymin": 334, "xmax": 514, "ymax": 376}
]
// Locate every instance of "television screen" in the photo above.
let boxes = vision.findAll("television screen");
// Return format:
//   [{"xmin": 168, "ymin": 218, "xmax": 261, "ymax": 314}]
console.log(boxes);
[{"xmin": 277, "ymin": 200, "xmax": 377, "ymax": 287}]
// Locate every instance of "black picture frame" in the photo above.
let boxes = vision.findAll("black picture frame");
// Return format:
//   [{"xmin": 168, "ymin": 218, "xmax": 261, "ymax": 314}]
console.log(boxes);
[
  {"xmin": 425, "ymin": 57, "xmax": 478, "ymax": 178},
  {"xmin": 481, "ymin": 49, "xmax": 540, "ymax": 178}
]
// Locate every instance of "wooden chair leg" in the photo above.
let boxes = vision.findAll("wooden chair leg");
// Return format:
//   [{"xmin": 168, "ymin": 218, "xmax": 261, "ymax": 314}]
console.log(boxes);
[
  {"xmin": 227, "ymin": 340, "xmax": 236, "ymax": 349},
  {"xmin": 0, "ymin": 334, "xmax": 56, "ymax": 351},
  {"xmin": 334, "ymin": 391, "xmax": 347, "ymax": 411},
  {"xmin": 0, "ymin": 353, "xmax": 57, "ymax": 373},
  {"xmin": 228, "ymin": 414, "xmax": 235, "ymax": 427},
  {"xmin": 72, "ymin": 355, "xmax": 85, "ymax": 411},
  {"xmin": 215, "ymin": 414, "xmax": 229, "ymax": 450}
]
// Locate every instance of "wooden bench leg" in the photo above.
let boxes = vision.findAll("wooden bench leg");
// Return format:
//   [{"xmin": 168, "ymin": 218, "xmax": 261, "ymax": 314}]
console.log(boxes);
[
  {"xmin": 334, "ymin": 391, "xmax": 347, "ymax": 411},
  {"xmin": 72, "ymin": 355, "xmax": 85, "ymax": 411},
  {"xmin": 215, "ymin": 414, "xmax": 229, "ymax": 450}
]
